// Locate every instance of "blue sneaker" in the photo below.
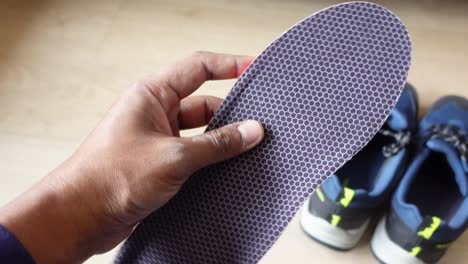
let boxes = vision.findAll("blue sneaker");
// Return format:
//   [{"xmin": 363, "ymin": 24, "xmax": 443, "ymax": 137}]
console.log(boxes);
[
  {"xmin": 371, "ymin": 96, "xmax": 468, "ymax": 263},
  {"xmin": 300, "ymin": 83, "xmax": 419, "ymax": 250}
]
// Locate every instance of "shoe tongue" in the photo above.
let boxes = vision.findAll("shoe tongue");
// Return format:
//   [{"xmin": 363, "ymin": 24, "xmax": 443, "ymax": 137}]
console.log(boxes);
[
  {"xmin": 387, "ymin": 108, "xmax": 408, "ymax": 131},
  {"xmin": 426, "ymin": 138, "xmax": 468, "ymax": 196}
]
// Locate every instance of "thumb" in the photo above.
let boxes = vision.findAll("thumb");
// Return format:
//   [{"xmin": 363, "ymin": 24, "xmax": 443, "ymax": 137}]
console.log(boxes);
[{"xmin": 183, "ymin": 120, "xmax": 264, "ymax": 171}]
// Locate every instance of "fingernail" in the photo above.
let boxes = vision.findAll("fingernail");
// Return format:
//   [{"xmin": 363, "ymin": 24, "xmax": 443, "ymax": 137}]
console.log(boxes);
[{"xmin": 237, "ymin": 120, "xmax": 262, "ymax": 146}]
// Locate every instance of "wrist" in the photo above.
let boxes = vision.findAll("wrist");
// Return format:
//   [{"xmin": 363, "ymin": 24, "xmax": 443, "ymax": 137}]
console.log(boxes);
[{"xmin": 0, "ymin": 161, "xmax": 105, "ymax": 263}]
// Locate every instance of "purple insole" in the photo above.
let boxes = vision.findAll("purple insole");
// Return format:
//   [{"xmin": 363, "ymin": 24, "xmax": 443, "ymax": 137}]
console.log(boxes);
[{"xmin": 116, "ymin": 2, "xmax": 411, "ymax": 263}]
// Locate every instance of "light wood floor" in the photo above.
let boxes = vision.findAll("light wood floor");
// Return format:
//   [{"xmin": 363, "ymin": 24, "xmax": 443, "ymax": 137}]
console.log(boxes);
[{"xmin": 1, "ymin": 1, "xmax": 467, "ymax": 263}]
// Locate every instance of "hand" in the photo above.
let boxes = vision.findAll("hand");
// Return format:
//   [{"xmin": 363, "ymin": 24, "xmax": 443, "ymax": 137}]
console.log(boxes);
[{"xmin": 0, "ymin": 51, "xmax": 264, "ymax": 263}]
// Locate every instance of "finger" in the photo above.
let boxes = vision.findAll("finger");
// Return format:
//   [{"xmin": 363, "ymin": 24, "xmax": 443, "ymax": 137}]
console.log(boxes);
[
  {"xmin": 178, "ymin": 96, "xmax": 224, "ymax": 129},
  {"xmin": 156, "ymin": 51, "xmax": 254, "ymax": 99},
  {"xmin": 180, "ymin": 120, "xmax": 264, "ymax": 172}
]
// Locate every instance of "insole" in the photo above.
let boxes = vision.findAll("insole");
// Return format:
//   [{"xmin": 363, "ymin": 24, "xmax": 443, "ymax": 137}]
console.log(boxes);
[
  {"xmin": 116, "ymin": 2, "xmax": 411, "ymax": 263},
  {"xmin": 406, "ymin": 152, "xmax": 463, "ymax": 220}
]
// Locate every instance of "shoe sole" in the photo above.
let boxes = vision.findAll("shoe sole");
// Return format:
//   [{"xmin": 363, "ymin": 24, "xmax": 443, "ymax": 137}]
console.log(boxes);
[
  {"xmin": 116, "ymin": 2, "xmax": 411, "ymax": 263},
  {"xmin": 300, "ymin": 198, "xmax": 369, "ymax": 250},
  {"xmin": 371, "ymin": 216, "xmax": 426, "ymax": 264}
]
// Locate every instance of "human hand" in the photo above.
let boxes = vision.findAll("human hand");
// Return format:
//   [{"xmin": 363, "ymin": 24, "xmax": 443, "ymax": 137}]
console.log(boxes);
[{"xmin": 0, "ymin": 51, "xmax": 264, "ymax": 263}]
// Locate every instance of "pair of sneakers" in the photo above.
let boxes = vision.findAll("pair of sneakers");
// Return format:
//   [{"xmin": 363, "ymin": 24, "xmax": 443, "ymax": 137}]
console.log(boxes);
[{"xmin": 300, "ymin": 83, "xmax": 468, "ymax": 263}]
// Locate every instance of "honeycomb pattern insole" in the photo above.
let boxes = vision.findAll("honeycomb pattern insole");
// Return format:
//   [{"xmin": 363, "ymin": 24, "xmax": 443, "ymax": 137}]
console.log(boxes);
[{"xmin": 116, "ymin": 2, "xmax": 411, "ymax": 263}]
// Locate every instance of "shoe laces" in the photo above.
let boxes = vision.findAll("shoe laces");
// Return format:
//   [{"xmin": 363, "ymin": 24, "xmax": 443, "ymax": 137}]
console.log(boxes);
[
  {"xmin": 378, "ymin": 128, "xmax": 412, "ymax": 158},
  {"xmin": 428, "ymin": 124, "xmax": 468, "ymax": 162}
]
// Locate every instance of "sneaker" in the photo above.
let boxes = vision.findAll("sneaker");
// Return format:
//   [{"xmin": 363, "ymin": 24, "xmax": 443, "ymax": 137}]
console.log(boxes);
[
  {"xmin": 371, "ymin": 95, "xmax": 468, "ymax": 263},
  {"xmin": 300, "ymin": 83, "xmax": 419, "ymax": 250}
]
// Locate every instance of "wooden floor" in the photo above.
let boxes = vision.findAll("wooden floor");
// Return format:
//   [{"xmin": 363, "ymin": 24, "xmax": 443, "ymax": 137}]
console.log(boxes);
[{"xmin": 1, "ymin": 1, "xmax": 467, "ymax": 263}]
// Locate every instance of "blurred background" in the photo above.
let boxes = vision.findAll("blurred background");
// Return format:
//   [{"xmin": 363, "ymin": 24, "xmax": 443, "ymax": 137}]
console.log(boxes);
[{"xmin": 1, "ymin": 0, "xmax": 467, "ymax": 263}]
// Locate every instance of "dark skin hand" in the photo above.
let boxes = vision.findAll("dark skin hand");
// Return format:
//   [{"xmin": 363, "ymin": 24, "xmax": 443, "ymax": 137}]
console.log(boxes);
[{"xmin": 0, "ymin": 51, "xmax": 264, "ymax": 263}]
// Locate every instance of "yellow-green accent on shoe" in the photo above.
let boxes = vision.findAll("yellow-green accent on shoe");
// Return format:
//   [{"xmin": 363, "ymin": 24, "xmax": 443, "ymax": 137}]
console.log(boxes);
[
  {"xmin": 410, "ymin": 246, "xmax": 421, "ymax": 256},
  {"xmin": 316, "ymin": 188, "xmax": 325, "ymax": 202},
  {"xmin": 330, "ymin": 214, "xmax": 341, "ymax": 226},
  {"xmin": 417, "ymin": 216, "xmax": 441, "ymax": 240},
  {"xmin": 339, "ymin": 187, "xmax": 355, "ymax": 208},
  {"xmin": 436, "ymin": 243, "xmax": 449, "ymax": 249}
]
